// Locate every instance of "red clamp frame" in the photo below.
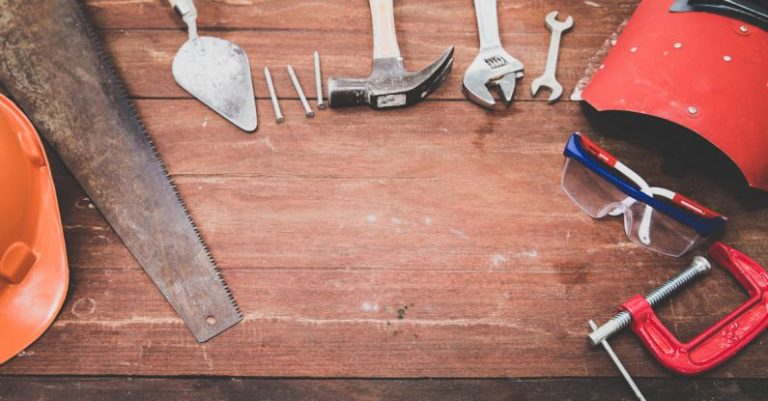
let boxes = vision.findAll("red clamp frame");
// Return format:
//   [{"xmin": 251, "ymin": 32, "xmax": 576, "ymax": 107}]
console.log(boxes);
[{"xmin": 620, "ymin": 242, "xmax": 768, "ymax": 375}]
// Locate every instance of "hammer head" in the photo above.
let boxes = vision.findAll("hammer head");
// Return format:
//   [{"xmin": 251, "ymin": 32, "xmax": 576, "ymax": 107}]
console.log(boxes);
[{"xmin": 328, "ymin": 47, "xmax": 454, "ymax": 109}]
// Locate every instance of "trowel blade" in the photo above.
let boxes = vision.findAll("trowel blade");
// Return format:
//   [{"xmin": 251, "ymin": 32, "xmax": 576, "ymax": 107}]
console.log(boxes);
[{"xmin": 172, "ymin": 36, "xmax": 257, "ymax": 132}]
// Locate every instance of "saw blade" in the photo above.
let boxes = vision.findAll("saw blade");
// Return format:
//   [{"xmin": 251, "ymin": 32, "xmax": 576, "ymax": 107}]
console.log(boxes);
[{"xmin": 0, "ymin": 0, "xmax": 242, "ymax": 342}]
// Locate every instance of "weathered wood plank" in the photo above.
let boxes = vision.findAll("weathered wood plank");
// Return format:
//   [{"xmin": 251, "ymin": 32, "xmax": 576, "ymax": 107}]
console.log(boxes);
[
  {"xmin": 4, "ymin": 0, "xmax": 766, "ymax": 383},
  {"xmin": 0, "ymin": 264, "xmax": 763, "ymax": 377},
  {"xmin": 102, "ymin": 30, "xmax": 608, "ymax": 101},
  {"xmin": 0, "ymin": 101, "xmax": 765, "ymax": 376},
  {"xmin": 85, "ymin": 0, "xmax": 638, "ymax": 34},
  {"xmin": 2, "ymin": 376, "xmax": 768, "ymax": 401}
]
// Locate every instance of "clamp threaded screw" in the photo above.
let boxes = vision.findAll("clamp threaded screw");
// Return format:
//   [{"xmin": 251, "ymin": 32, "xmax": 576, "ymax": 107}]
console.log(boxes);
[{"xmin": 588, "ymin": 256, "xmax": 711, "ymax": 347}]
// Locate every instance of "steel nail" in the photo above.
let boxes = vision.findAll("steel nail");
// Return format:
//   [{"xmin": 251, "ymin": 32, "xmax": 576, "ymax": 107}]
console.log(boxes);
[
  {"xmin": 287, "ymin": 65, "xmax": 314, "ymax": 118},
  {"xmin": 314, "ymin": 51, "xmax": 325, "ymax": 109},
  {"xmin": 264, "ymin": 67, "xmax": 284, "ymax": 123}
]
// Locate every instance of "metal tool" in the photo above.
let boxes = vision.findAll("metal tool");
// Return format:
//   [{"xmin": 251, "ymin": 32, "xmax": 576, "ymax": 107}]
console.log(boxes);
[
  {"xmin": 264, "ymin": 67, "xmax": 284, "ymax": 123},
  {"xmin": 462, "ymin": 0, "xmax": 525, "ymax": 109},
  {"xmin": 287, "ymin": 65, "xmax": 314, "ymax": 118},
  {"xmin": 0, "ymin": 0, "xmax": 242, "ymax": 342},
  {"xmin": 531, "ymin": 11, "xmax": 573, "ymax": 103},
  {"xmin": 328, "ymin": 0, "xmax": 454, "ymax": 109},
  {"xmin": 169, "ymin": 0, "xmax": 257, "ymax": 132},
  {"xmin": 590, "ymin": 242, "xmax": 768, "ymax": 375},
  {"xmin": 314, "ymin": 51, "xmax": 325, "ymax": 109},
  {"xmin": 589, "ymin": 256, "xmax": 712, "ymax": 347},
  {"xmin": 588, "ymin": 320, "xmax": 647, "ymax": 401}
]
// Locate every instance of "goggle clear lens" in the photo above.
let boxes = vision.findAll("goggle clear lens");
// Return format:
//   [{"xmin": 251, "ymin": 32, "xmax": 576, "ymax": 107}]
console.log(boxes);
[
  {"xmin": 623, "ymin": 199, "xmax": 703, "ymax": 257},
  {"xmin": 562, "ymin": 157, "xmax": 703, "ymax": 256},
  {"xmin": 560, "ymin": 158, "xmax": 627, "ymax": 218}
]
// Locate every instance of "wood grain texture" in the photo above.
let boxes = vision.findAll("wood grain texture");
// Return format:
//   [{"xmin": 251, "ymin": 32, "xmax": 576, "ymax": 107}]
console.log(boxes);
[
  {"xmin": 103, "ymin": 30, "xmax": 606, "ymax": 101},
  {"xmin": 2, "ymin": 0, "xmax": 768, "ymax": 390},
  {"xmin": 1, "ymin": 101, "xmax": 766, "ymax": 377},
  {"xmin": 2, "ymin": 376, "xmax": 768, "ymax": 401},
  {"xmin": 85, "ymin": 0, "xmax": 637, "ymax": 34}
]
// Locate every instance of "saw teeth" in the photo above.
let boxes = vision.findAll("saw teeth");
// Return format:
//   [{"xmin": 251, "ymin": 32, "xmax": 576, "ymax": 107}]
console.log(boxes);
[{"xmin": 72, "ymin": 0, "xmax": 242, "ymax": 322}]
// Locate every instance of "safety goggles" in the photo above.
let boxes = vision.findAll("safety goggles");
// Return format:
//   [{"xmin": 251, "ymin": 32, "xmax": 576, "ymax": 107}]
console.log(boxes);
[{"xmin": 561, "ymin": 133, "xmax": 727, "ymax": 257}]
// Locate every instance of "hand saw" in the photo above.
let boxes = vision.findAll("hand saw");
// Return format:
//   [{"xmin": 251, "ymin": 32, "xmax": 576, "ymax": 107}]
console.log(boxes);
[{"xmin": 0, "ymin": 0, "xmax": 242, "ymax": 342}]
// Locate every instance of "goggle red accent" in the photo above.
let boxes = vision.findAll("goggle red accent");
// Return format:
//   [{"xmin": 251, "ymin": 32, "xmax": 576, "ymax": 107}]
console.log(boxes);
[
  {"xmin": 672, "ymin": 194, "xmax": 724, "ymax": 219},
  {"xmin": 576, "ymin": 132, "xmax": 617, "ymax": 167}
]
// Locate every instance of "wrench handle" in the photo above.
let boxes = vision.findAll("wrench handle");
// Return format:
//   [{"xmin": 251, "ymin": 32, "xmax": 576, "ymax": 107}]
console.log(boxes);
[
  {"xmin": 543, "ymin": 29, "xmax": 562, "ymax": 77},
  {"xmin": 370, "ymin": 0, "xmax": 401, "ymax": 59},
  {"xmin": 473, "ymin": 0, "xmax": 502, "ymax": 49}
]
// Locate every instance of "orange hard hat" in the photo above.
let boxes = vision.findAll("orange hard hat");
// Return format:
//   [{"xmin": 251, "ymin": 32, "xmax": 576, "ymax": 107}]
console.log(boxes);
[{"xmin": 0, "ymin": 94, "xmax": 68, "ymax": 364}]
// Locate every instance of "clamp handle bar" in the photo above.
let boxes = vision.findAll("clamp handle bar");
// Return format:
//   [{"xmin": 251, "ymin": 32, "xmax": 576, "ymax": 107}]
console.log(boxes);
[{"xmin": 621, "ymin": 242, "xmax": 768, "ymax": 375}]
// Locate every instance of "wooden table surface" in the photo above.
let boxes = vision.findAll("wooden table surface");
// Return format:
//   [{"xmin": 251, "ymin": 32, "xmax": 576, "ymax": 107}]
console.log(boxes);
[{"xmin": 2, "ymin": 1, "xmax": 768, "ymax": 399}]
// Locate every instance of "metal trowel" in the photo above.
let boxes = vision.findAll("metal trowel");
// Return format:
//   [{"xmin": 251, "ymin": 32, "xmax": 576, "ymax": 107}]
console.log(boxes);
[{"xmin": 169, "ymin": 0, "xmax": 257, "ymax": 132}]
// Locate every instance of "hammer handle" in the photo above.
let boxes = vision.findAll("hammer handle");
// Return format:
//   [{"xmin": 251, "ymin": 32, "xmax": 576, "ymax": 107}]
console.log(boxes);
[{"xmin": 370, "ymin": 0, "xmax": 401, "ymax": 59}]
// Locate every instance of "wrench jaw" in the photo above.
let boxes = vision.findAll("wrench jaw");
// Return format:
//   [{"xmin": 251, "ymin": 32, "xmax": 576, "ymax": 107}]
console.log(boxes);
[
  {"xmin": 497, "ymin": 71, "xmax": 522, "ymax": 105},
  {"xmin": 462, "ymin": 51, "xmax": 524, "ymax": 109},
  {"xmin": 530, "ymin": 77, "xmax": 563, "ymax": 104},
  {"xmin": 545, "ymin": 11, "xmax": 574, "ymax": 32}
]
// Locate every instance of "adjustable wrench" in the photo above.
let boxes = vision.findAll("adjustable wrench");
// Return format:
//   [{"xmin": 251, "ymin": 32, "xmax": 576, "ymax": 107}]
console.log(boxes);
[
  {"xmin": 531, "ymin": 11, "xmax": 573, "ymax": 103},
  {"xmin": 462, "ymin": 0, "xmax": 524, "ymax": 109}
]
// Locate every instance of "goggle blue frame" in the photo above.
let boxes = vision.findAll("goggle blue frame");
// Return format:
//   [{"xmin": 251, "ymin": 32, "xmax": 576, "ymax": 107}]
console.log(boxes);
[{"xmin": 563, "ymin": 132, "xmax": 726, "ymax": 237}]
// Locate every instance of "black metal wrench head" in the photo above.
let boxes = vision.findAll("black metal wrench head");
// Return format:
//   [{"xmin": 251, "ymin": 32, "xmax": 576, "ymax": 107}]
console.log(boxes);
[{"xmin": 328, "ymin": 0, "xmax": 454, "ymax": 109}]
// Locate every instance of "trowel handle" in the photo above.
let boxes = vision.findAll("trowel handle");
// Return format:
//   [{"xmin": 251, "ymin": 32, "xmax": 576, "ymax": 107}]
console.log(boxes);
[
  {"xmin": 169, "ymin": 0, "xmax": 198, "ymax": 40},
  {"xmin": 369, "ymin": 0, "xmax": 401, "ymax": 59}
]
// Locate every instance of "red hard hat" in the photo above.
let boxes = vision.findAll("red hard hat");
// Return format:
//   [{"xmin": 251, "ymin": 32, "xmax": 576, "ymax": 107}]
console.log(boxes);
[{"xmin": 0, "ymin": 94, "xmax": 68, "ymax": 364}]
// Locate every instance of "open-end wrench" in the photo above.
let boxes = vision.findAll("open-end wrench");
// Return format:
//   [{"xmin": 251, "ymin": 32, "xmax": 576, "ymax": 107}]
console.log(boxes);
[
  {"xmin": 531, "ymin": 11, "xmax": 573, "ymax": 103},
  {"xmin": 462, "ymin": 0, "xmax": 524, "ymax": 109}
]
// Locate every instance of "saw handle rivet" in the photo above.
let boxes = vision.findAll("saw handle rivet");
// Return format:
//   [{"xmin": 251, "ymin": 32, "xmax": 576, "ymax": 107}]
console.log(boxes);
[
  {"xmin": 206, "ymin": 315, "xmax": 217, "ymax": 325},
  {"xmin": 738, "ymin": 25, "xmax": 749, "ymax": 34},
  {"xmin": 723, "ymin": 55, "xmax": 732, "ymax": 62},
  {"xmin": 673, "ymin": 42, "xmax": 682, "ymax": 49},
  {"xmin": 687, "ymin": 105, "xmax": 699, "ymax": 116}
]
